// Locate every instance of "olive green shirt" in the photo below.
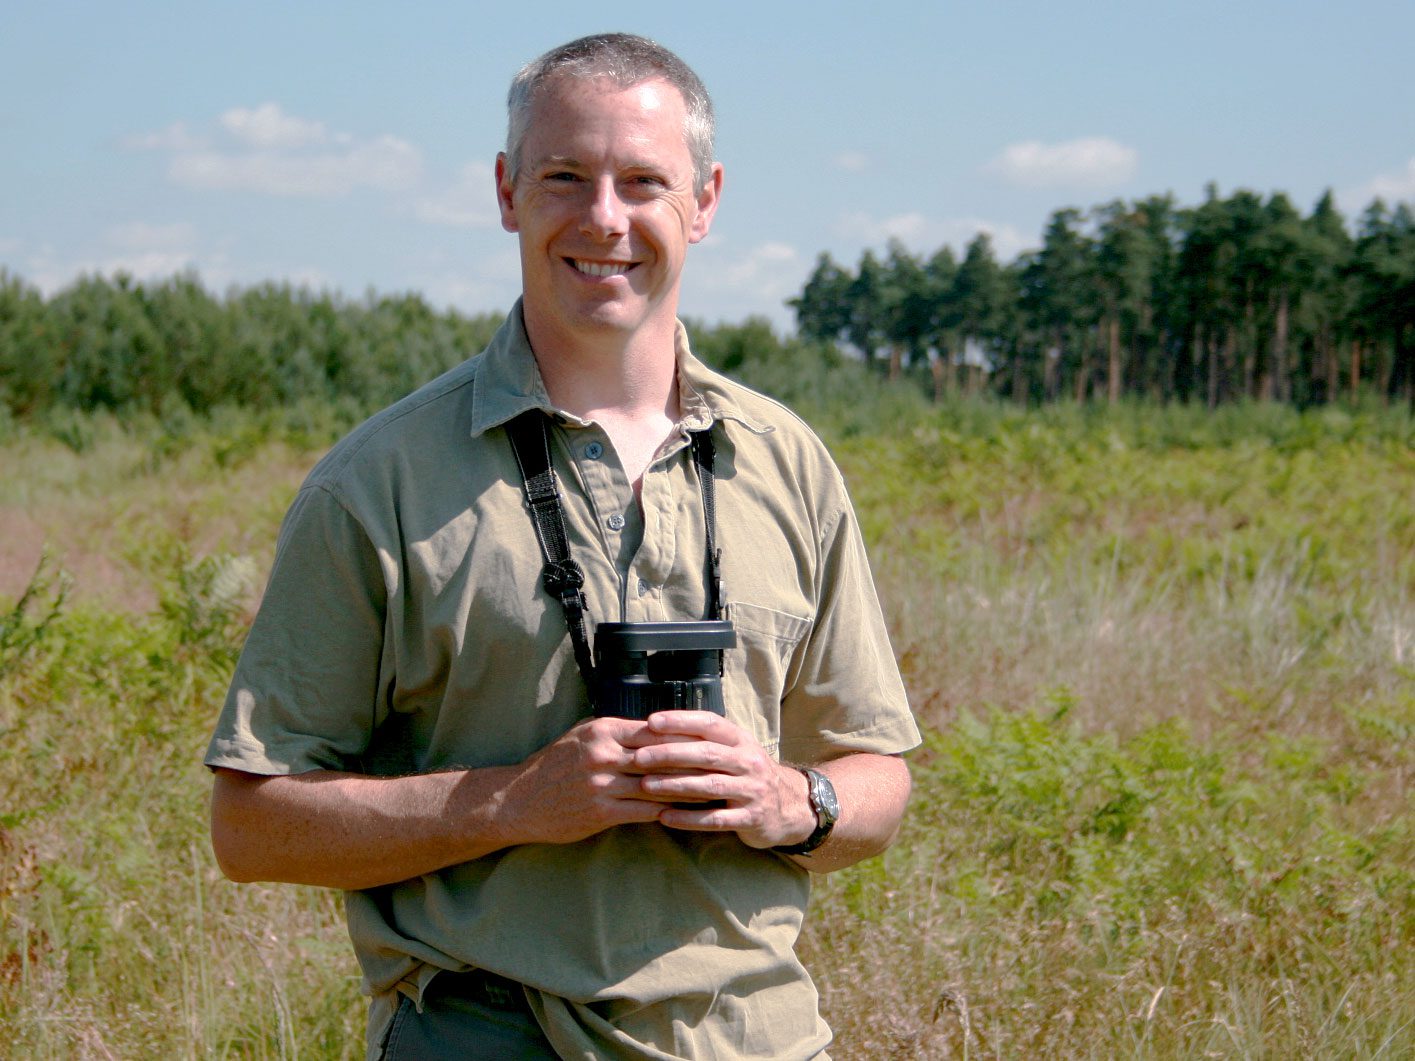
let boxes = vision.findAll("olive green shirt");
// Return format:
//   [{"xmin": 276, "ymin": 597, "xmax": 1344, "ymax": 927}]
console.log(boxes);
[{"xmin": 205, "ymin": 305, "xmax": 920, "ymax": 1059}]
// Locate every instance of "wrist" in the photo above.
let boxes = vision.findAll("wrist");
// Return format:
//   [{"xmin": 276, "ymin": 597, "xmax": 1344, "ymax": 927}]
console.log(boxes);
[
  {"xmin": 772, "ymin": 765, "xmax": 839, "ymax": 856},
  {"xmin": 775, "ymin": 764, "xmax": 815, "ymax": 847}
]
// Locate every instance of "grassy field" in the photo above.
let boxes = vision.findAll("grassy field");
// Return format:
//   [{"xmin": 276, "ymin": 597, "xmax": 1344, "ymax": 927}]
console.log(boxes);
[{"xmin": 1, "ymin": 401, "xmax": 1412, "ymax": 1058}]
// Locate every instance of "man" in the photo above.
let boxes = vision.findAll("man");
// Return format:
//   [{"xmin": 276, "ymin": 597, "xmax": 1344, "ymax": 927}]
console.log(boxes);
[{"xmin": 206, "ymin": 33, "xmax": 920, "ymax": 1060}]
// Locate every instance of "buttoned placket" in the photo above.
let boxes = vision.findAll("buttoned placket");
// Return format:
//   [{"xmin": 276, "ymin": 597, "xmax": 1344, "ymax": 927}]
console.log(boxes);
[
  {"xmin": 557, "ymin": 420, "xmax": 694, "ymax": 626},
  {"xmin": 552, "ymin": 422, "xmax": 677, "ymax": 625},
  {"xmin": 631, "ymin": 434, "xmax": 689, "ymax": 623}
]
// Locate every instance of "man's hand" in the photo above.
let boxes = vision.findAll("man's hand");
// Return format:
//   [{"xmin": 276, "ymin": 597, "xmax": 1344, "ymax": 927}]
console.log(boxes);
[
  {"xmin": 627, "ymin": 711, "xmax": 819, "ymax": 849},
  {"xmin": 626, "ymin": 710, "xmax": 912, "ymax": 872},
  {"xmin": 493, "ymin": 716, "xmax": 687, "ymax": 846}
]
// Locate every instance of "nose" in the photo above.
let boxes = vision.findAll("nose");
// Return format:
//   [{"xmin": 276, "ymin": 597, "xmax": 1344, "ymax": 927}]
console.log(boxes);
[{"xmin": 580, "ymin": 177, "xmax": 628, "ymax": 240}]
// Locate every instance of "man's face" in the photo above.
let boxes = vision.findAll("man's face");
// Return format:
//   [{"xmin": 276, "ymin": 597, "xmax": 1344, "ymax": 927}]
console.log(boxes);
[{"xmin": 496, "ymin": 76, "xmax": 722, "ymax": 347}]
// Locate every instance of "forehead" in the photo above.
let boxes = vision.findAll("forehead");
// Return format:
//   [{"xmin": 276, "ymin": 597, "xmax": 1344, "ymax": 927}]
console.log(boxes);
[{"xmin": 521, "ymin": 75, "xmax": 691, "ymax": 165}]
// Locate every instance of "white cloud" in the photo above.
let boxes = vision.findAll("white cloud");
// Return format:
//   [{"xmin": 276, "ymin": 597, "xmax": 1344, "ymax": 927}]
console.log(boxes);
[
  {"xmin": 219, "ymin": 103, "xmax": 328, "ymax": 149},
  {"xmin": 277, "ymin": 265, "xmax": 335, "ymax": 290},
  {"xmin": 105, "ymin": 221, "xmax": 198, "ymax": 251},
  {"xmin": 960, "ymin": 221, "xmax": 1031, "ymax": 261},
  {"xmin": 754, "ymin": 242, "xmax": 797, "ymax": 262},
  {"xmin": 170, "ymin": 134, "xmax": 422, "ymax": 197},
  {"xmin": 412, "ymin": 162, "xmax": 498, "ymax": 228},
  {"xmin": 0, "ymin": 236, "xmax": 22, "ymax": 258},
  {"xmin": 838, "ymin": 211, "xmax": 935, "ymax": 244},
  {"xmin": 677, "ymin": 240, "xmax": 803, "ymax": 328},
  {"xmin": 421, "ymin": 274, "xmax": 518, "ymax": 312},
  {"xmin": 22, "ymin": 238, "xmax": 343, "ymax": 298},
  {"xmin": 120, "ymin": 121, "xmax": 205, "ymax": 152},
  {"xmin": 26, "ymin": 249, "xmax": 198, "ymax": 292},
  {"xmin": 1347, "ymin": 157, "xmax": 1415, "ymax": 208},
  {"xmin": 99, "ymin": 250, "xmax": 200, "ymax": 280},
  {"xmin": 23, "ymin": 248, "xmax": 70, "ymax": 295},
  {"xmin": 704, "ymin": 241, "xmax": 798, "ymax": 289},
  {"xmin": 985, "ymin": 136, "xmax": 1138, "ymax": 188},
  {"xmin": 22, "ymin": 222, "xmax": 244, "ymax": 294},
  {"xmin": 415, "ymin": 246, "xmax": 525, "ymax": 313},
  {"xmin": 128, "ymin": 106, "xmax": 423, "ymax": 198},
  {"xmin": 834, "ymin": 151, "xmax": 869, "ymax": 173},
  {"xmin": 695, "ymin": 242, "xmax": 803, "ymax": 314},
  {"xmin": 37, "ymin": 221, "xmax": 198, "ymax": 285},
  {"xmin": 836, "ymin": 212, "xmax": 1031, "ymax": 260}
]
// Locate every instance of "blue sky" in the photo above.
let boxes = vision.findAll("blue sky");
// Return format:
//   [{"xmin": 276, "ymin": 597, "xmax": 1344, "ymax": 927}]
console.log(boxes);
[{"xmin": 3, "ymin": 1, "xmax": 1412, "ymax": 330}]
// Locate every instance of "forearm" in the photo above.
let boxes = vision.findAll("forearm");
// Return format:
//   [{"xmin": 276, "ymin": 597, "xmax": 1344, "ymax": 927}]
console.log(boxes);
[
  {"xmin": 210, "ymin": 765, "xmax": 522, "ymax": 890},
  {"xmin": 787, "ymin": 752, "xmax": 912, "ymax": 874},
  {"xmin": 210, "ymin": 718, "xmax": 672, "ymax": 890}
]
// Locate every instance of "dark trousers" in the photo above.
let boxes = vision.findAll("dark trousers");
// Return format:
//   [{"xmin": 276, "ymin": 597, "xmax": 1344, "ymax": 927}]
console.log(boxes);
[{"xmin": 373, "ymin": 970, "xmax": 560, "ymax": 1060}]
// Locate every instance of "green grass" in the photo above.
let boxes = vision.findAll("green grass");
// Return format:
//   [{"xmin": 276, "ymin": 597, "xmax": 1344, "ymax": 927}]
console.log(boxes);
[{"xmin": 1, "ymin": 400, "xmax": 1412, "ymax": 1058}]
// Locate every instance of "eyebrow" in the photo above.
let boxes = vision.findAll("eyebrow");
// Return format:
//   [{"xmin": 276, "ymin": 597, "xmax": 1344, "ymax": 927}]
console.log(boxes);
[{"xmin": 533, "ymin": 154, "xmax": 667, "ymax": 173}]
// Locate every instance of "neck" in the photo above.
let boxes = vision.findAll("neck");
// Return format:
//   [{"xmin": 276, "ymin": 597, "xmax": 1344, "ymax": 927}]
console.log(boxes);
[
  {"xmin": 522, "ymin": 311, "xmax": 683, "ymax": 488},
  {"xmin": 524, "ymin": 313, "xmax": 681, "ymax": 425}
]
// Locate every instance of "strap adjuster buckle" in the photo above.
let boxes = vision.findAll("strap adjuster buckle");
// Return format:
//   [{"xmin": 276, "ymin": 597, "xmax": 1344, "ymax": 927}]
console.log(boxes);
[{"xmin": 543, "ymin": 560, "xmax": 585, "ymax": 599}]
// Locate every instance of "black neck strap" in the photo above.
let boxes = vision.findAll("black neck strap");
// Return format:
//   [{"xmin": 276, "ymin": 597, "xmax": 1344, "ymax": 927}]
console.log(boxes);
[
  {"xmin": 690, "ymin": 422, "xmax": 724, "ymax": 621},
  {"xmin": 505, "ymin": 410, "xmax": 723, "ymax": 700}
]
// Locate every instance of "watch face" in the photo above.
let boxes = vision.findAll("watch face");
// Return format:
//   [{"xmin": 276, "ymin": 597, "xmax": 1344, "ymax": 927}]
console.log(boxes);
[{"xmin": 813, "ymin": 773, "xmax": 841, "ymax": 824}]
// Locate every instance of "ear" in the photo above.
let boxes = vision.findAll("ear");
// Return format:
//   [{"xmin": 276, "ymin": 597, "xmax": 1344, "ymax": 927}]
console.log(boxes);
[
  {"xmin": 495, "ymin": 153, "xmax": 518, "ymax": 233},
  {"xmin": 688, "ymin": 162, "xmax": 724, "ymax": 245}
]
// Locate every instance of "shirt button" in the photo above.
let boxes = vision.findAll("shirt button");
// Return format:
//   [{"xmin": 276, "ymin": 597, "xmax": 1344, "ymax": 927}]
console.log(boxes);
[
  {"xmin": 584, "ymin": 441, "xmax": 604, "ymax": 460},
  {"xmin": 607, "ymin": 513, "xmax": 626, "ymax": 531},
  {"xmin": 637, "ymin": 578, "xmax": 649, "ymax": 595}
]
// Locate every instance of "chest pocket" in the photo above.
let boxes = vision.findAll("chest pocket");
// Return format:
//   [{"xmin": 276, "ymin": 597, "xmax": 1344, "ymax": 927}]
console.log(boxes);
[{"xmin": 722, "ymin": 601, "xmax": 812, "ymax": 757}]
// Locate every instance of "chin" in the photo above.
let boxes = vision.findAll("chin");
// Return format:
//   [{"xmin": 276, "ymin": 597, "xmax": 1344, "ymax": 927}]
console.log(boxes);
[{"xmin": 562, "ymin": 295, "xmax": 654, "ymax": 334}]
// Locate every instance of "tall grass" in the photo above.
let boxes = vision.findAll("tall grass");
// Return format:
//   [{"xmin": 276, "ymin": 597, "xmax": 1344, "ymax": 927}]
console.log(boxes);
[
  {"xmin": 1, "ymin": 401, "xmax": 1411, "ymax": 1058},
  {"xmin": 806, "ymin": 399, "xmax": 1414, "ymax": 1058}
]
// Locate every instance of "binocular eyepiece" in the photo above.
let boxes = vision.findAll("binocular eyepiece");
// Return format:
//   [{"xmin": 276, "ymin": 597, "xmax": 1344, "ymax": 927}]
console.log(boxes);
[{"xmin": 593, "ymin": 620, "xmax": 736, "ymax": 720}]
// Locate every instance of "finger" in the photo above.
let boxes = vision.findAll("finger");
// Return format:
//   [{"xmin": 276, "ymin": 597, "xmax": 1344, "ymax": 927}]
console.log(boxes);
[
  {"xmin": 633, "ymin": 739, "xmax": 743, "ymax": 775},
  {"xmin": 616, "ymin": 728, "xmax": 702, "ymax": 751},
  {"xmin": 611, "ymin": 795, "xmax": 677, "ymax": 818},
  {"xmin": 645, "ymin": 710, "xmax": 747, "ymax": 743},
  {"xmin": 583, "ymin": 717, "xmax": 655, "ymax": 746},
  {"xmin": 656, "ymin": 803, "xmax": 746, "ymax": 832},
  {"xmin": 640, "ymin": 770, "xmax": 731, "ymax": 799}
]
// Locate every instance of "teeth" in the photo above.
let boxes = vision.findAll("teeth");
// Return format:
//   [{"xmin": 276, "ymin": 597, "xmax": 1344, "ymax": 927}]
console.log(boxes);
[{"xmin": 573, "ymin": 260, "xmax": 631, "ymax": 277}]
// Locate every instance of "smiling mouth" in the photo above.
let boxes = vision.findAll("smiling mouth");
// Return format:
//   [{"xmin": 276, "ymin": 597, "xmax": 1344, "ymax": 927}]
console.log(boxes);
[{"xmin": 569, "ymin": 258, "xmax": 634, "ymax": 278}]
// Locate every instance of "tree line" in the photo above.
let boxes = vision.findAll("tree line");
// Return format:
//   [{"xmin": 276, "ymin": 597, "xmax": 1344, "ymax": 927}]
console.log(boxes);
[
  {"xmin": 791, "ymin": 187, "xmax": 1415, "ymax": 407},
  {"xmin": 1, "ymin": 184, "xmax": 1411, "ymax": 429},
  {"xmin": 0, "ymin": 269, "xmax": 871, "ymax": 432},
  {"xmin": 0, "ymin": 271, "xmax": 503, "ymax": 425}
]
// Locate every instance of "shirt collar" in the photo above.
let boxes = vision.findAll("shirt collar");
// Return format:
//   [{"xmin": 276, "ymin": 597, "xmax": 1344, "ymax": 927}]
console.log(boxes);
[
  {"xmin": 468, "ymin": 300, "xmax": 553, "ymax": 436},
  {"xmin": 469, "ymin": 300, "xmax": 773, "ymax": 437}
]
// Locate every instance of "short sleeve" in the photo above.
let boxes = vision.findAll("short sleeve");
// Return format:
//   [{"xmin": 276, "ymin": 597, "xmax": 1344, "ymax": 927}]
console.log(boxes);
[
  {"xmin": 777, "ymin": 492, "xmax": 921, "ymax": 764},
  {"xmin": 204, "ymin": 484, "xmax": 388, "ymax": 775}
]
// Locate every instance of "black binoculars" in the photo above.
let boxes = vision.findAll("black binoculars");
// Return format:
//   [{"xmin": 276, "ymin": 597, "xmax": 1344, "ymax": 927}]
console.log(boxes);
[{"xmin": 593, "ymin": 620, "xmax": 737, "ymax": 720}]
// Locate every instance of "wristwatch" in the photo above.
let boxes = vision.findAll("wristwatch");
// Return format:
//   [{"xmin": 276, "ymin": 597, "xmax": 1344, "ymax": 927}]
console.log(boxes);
[{"xmin": 773, "ymin": 767, "xmax": 840, "ymax": 855}]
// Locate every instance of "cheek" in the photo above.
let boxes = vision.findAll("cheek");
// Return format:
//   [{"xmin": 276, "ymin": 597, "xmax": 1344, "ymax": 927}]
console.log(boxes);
[
  {"xmin": 646, "ymin": 207, "xmax": 696, "ymax": 251},
  {"xmin": 516, "ymin": 191, "xmax": 575, "ymax": 232}
]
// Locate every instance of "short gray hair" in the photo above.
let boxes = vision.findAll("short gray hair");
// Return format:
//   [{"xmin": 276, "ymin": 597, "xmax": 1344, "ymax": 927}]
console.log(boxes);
[{"xmin": 506, "ymin": 33, "xmax": 716, "ymax": 191}]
